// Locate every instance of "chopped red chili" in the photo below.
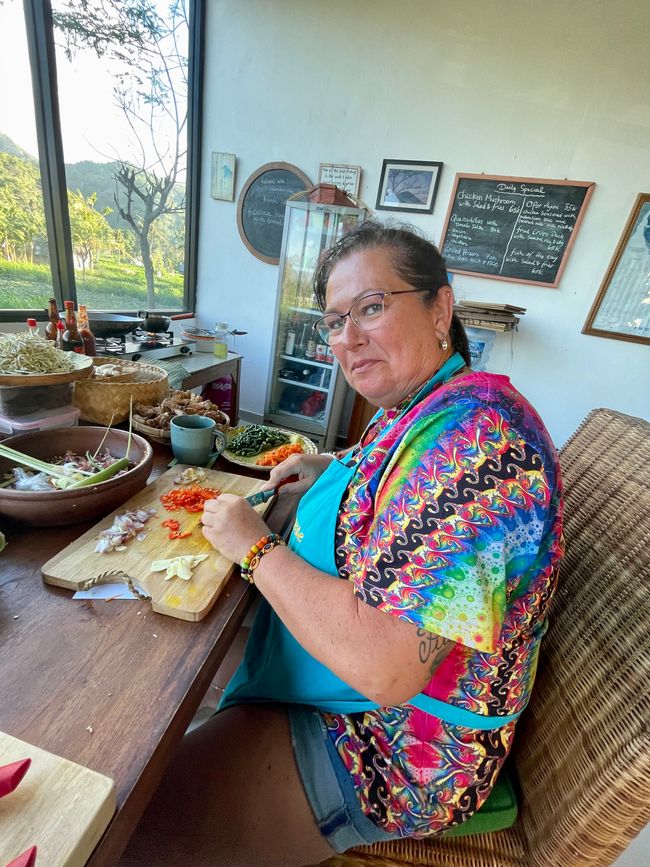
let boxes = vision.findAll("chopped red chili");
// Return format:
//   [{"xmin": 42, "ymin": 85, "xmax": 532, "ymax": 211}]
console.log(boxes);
[
  {"xmin": 161, "ymin": 516, "xmax": 194, "ymax": 539},
  {"xmin": 160, "ymin": 485, "xmax": 221, "ymax": 513}
]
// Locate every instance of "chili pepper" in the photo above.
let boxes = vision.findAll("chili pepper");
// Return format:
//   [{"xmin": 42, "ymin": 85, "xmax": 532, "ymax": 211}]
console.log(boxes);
[
  {"xmin": 5, "ymin": 846, "xmax": 37, "ymax": 867},
  {"xmin": 0, "ymin": 758, "xmax": 31, "ymax": 799},
  {"xmin": 161, "ymin": 517, "xmax": 193, "ymax": 539},
  {"xmin": 160, "ymin": 485, "xmax": 221, "ymax": 513}
]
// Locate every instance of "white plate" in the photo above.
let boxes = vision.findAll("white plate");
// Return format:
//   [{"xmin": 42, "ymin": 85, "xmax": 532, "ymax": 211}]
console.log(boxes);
[{"xmin": 223, "ymin": 425, "xmax": 317, "ymax": 471}]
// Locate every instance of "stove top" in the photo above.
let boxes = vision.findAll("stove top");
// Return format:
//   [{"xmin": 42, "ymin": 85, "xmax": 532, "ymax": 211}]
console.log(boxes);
[{"xmin": 95, "ymin": 331, "xmax": 195, "ymax": 361}]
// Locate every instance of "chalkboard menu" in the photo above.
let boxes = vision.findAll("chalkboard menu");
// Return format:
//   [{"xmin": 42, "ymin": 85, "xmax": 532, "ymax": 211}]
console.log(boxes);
[
  {"xmin": 440, "ymin": 174, "xmax": 595, "ymax": 287},
  {"xmin": 237, "ymin": 162, "xmax": 311, "ymax": 264}
]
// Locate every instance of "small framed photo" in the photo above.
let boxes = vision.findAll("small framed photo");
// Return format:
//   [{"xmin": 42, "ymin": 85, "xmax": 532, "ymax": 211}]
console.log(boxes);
[
  {"xmin": 318, "ymin": 163, "xmax": 362, "ymax": 199},
  {"xmin": 375, "ymin": 159, "xmax": 443, "ymax": 213},
  {"xmin": 211, "ymin": 152, "xmax": 236, "ymax": 201},
  {"xmin": 582, "ymin": 193, "xmax": 650, "ymax": 345}
]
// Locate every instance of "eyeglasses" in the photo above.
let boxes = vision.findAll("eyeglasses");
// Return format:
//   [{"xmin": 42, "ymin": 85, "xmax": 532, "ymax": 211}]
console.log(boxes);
[{"xmin": 313, "ymin": 288, "xmax": 429, "ymax": 345}]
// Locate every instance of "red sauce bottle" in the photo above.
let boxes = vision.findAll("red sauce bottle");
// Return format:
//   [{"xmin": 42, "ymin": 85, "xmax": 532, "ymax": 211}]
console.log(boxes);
[
  {"xmin": 77, "ymin": 304, "xmax": 96, "ymax": 356},
  {"xmin": 45, "ymin": 298, "xmax": 59, "ymax": 342},
  {"xmin": 62, "ymin": 301, "xmax": 84, "ymax": 354}
]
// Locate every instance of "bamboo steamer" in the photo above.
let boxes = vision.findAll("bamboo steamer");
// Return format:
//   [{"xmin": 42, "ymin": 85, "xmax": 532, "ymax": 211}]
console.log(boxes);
[{"xmin": 73, "ymin": 359, "xmax": 169, "ymax": 425}]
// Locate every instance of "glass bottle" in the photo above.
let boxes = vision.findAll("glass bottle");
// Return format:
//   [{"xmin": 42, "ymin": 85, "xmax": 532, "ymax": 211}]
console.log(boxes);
[
  {"xmin": 284, "ymin": 314, "xmax": 297, "ymax": 355},
  {"xmin": 213, "ymin": 322, "xmax": 229, "ymax": 359},
  {"xmin": 56, "ymin": 320, "xmax": 65, "ymax": 349},
  {"xmin": 26, "ymin": 317, "xmax": 39, "ymax": 337},
  {"xmin": 304, "ymin": 324, "xmax": 317, "ymax": 360},
  {"xmin": 296, "ymin": 320, "xmax": 311, "ymax": 358},
  {"xmin": 62, "ymin": 300, "xmax": 84, "ymax": 353},
  {"xmin": 45, "ymin": 298, "xmax": 59, "ymax": 341},
  {"xmin": 77, "ymin": 304, "xmax": 96, "ymax": 356}
]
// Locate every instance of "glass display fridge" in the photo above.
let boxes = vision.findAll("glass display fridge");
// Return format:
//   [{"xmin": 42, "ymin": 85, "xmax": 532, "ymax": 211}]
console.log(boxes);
[{"xmin": 264, "ymin": 186, "xmax": 367, "ymax": 449}]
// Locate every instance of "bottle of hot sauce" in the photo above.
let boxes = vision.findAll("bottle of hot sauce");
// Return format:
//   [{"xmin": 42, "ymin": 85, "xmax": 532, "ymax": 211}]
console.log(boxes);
[
  {"xmin": 45, "ymin": 298, "xmax": 60, "ymax": 342},
  {"xmin": 55, "ymin": 320, "xmax": 65, "ymax": 349},
  {"xmin": 62, "ymin": 301, "xmax": 84, "ymax": 354},
  {"xmin": 77, "ymin": 304, "xmax": 96, "ymax": 356}
]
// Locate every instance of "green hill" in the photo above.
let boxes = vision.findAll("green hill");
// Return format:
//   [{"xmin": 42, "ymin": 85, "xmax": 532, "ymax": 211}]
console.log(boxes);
[
  {"xmin": 64, "ymin": 159, "xmax": 127, "ymax": 230},
  {"xmin": 0, "ymin": 132, "xmax": 36, "ymax": 162},
  {"xmin": 0, "ymin": 131, "xmax": 185, "ymax": 262}
]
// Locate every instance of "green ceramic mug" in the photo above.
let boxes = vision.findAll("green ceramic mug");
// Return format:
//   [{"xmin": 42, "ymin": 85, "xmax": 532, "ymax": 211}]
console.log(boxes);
[{"xmin": 170, "ymin": 415, "xmax": 227, "ymax": 466}]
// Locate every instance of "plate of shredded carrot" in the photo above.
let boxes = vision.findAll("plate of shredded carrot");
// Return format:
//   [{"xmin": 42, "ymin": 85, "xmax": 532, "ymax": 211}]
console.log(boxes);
[{"xmin": 223, "ymin": 426, "xmax": 317, "ymax": 472}]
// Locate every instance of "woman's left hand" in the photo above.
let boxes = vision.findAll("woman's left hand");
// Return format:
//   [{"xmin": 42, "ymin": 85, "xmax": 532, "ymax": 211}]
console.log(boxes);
[{"xmin": 201, "ymin": 494, "xmax": 270, "ymax": 564}]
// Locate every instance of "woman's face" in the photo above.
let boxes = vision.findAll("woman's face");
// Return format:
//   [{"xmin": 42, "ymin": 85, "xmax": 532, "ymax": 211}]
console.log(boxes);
[{"xmin": 325, "ymin": 247, "xmax": 454, "ymax": 408}]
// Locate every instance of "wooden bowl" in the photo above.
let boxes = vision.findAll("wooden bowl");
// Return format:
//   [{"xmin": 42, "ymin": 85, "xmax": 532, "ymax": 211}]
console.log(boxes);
[{"xmin": 0, "ymin": 428, "xmax": 153, "ymax": 526}]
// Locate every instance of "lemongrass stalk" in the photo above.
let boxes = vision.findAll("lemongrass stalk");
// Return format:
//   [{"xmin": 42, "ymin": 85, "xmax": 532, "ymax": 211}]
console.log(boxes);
[
  {"xmin": 126, "ymin": 396, "xmax": 133, "ymax": 460},
  {"xmin": 66, "ymin": 457, "xmax": 129, "ymax": 489},
  {"xmin": 0, "ymin": 444, "xmax": 69, "ymax": 478},
  {"xmin": 91, "ymin": 412, "xmax": 116, "ymax": 462}
]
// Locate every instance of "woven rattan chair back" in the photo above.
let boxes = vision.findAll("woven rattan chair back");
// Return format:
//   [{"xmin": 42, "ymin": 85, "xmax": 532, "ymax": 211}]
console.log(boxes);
[{"xmin": 318, "ymin": 408, "xmax": 650, "ymax": 867}]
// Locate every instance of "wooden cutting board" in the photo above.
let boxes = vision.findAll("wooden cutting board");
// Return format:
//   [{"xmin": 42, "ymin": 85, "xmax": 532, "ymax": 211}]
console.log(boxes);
[
  {"xmin": 0, "ymin": 731, "xmax": 115, "ymax": 867},
  {"xmin": 41, "ymin": 467, "xmax": 271, "ymax": 621}
]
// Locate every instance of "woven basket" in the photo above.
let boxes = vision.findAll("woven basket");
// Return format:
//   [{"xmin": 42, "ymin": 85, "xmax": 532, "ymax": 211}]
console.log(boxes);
[
  {"xmin": 73, "ymin": 358, "xmax": 169, "ymax": 425},
  {"xmin": 132, "ymin": 409, "xmax": 231, "ymax": 443}
]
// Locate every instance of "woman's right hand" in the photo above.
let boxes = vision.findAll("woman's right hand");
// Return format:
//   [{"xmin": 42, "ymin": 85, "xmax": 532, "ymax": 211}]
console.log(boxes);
[{"xmin": 263, "ymin": 453, "xmax": 334, "ymax": 495}]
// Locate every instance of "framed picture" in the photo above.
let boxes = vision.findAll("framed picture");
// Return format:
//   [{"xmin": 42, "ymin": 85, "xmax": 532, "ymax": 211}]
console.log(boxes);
[
  {"xmin": 375, "ymin": 159, "xmax": 443, "ymax": 213},
  {"xmin": 583, "ymin": 193, "xmax": 650, "ymax": 345},
  {"xmin": 318, "ymin": 163, "xmax": 361, "ymax": 199},
  {"xmin": 211, "ymin": 152, "xmax": 236, "ymax": 201}
]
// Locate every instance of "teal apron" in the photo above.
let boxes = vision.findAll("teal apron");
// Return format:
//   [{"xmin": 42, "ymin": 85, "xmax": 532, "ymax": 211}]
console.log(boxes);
[{"xmin": 220, "ymin": 354, "xmax": 522, "ymax": 730}]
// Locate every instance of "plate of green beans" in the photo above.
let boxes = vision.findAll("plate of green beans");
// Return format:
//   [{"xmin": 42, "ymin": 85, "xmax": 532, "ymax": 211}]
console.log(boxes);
[{"xmin": 223, "ymin": 424, "xmax": 317, "ymax": 471}]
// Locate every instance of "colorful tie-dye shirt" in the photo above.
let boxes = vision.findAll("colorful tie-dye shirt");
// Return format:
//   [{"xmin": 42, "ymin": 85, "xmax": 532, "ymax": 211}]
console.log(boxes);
[{"xmin": 323, "ymin": 369, "xmax": 564, "ymax": 837}]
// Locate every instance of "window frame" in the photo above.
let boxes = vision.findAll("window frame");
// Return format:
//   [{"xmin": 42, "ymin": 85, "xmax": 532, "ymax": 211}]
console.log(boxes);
[{"xmin": 0, "ymin": 0, "xmax": 204, "ymax": 323}]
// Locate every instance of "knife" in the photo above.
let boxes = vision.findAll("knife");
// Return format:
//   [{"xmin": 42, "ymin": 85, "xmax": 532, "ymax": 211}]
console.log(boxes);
[{"xmin": 245, "ymin": 475, "xmax": 299, "ymax": 507}]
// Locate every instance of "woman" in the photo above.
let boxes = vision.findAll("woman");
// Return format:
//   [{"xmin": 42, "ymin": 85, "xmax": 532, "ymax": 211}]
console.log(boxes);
[{"xmin": 122, "ymin": 223, "xmax": 563, "ymax": 866}]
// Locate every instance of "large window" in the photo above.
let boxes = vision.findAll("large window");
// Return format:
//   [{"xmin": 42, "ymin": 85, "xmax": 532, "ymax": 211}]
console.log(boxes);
[
  {"xmin": 0, "ymin": 0, "xmax": 202, "ymax": 318},
  {"xmin": 0, "ymin": 1, "xmax": 54, "ymax": 306}
]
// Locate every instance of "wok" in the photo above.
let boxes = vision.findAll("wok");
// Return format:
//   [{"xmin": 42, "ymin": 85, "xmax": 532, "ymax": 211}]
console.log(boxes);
[{"xmin": 88, "ymin": 313, "xmax": 144, "ymax": 338}]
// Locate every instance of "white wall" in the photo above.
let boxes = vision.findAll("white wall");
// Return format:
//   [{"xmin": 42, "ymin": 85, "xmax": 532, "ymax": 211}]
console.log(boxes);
[{"xmin": 196, "ymin": 0, "xmax": 650, "ymax": 445}]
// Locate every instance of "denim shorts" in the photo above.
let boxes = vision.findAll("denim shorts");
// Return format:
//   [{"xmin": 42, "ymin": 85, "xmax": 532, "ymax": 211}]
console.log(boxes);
[{"xmin": 287, "ymin": 704, "xmax": 402, "ymax": 853}]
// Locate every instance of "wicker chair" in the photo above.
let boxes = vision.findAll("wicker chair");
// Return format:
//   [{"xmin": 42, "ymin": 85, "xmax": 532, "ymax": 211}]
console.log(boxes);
[{"xmin": 317, "ymin": 408, "xmax": 650, "ymax": 867}]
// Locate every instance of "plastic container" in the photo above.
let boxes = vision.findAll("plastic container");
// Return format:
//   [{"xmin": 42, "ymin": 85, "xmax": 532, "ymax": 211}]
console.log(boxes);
[
  {"xmin": 213, "ymin": 322, "xmax": 229, "ymax": 359},
  {"xmin": 0, "ymin": 405, "xmax": 81, "ymax": 435},
  {"xmin": 465, "ymin": 327, "xmax": 496, "ymax": 371},
  {"xmin": 0, "ymin": 383, "xmax": 73, "ymax": 415}
]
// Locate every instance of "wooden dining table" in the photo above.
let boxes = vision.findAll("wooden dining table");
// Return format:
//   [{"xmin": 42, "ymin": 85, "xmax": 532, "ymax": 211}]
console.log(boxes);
[{"xmin": 0, "ymin": 442, "xmax": 298, "ymax": 866}]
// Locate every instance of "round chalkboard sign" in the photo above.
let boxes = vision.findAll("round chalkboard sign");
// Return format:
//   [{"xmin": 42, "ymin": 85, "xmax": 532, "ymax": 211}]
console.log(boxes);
[{"xmin": 237, "ymin": 162, "xmax": 312, "ymax": 264}]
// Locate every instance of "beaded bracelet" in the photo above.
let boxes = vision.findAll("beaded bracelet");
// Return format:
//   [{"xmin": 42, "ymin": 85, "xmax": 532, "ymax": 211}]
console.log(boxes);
[{"xmin": 240, "ymin": 533, "xmax": 286, "ymax": 583}]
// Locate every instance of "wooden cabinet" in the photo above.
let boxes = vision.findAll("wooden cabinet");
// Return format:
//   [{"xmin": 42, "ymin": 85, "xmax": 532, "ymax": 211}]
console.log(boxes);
[{"xmin": 345, "ymin": 393, "xmax": 377, "ymax": 446}]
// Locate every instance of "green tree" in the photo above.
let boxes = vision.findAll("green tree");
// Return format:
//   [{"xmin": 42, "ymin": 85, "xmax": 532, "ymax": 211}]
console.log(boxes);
[
  {"xmin": 0, "ymin": 153, "xmax": 46, "ymax": 262},
  {"xmin": 67, "ymin": 189, "xmax": 113, "ymax": 277},
  {"xmin": 53, "ymin": 0, "xmax": 188, "ymax": 308}
]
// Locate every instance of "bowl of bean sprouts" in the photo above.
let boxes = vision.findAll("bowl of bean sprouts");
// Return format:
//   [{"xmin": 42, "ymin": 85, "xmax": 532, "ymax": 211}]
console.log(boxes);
[{"xmin": 0, "ymin": 332, "xmax": 93, "ymax": 386}]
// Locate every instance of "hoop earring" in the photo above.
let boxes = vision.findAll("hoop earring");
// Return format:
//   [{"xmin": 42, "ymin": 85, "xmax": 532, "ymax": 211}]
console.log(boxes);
[{"xmin": 440, "ymin": 337, "xmax": 449, "ymax": 351}]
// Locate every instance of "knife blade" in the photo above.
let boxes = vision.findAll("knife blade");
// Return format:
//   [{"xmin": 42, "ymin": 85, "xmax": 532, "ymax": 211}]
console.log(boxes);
[{"xmin": 245, "ymin": 474, "xmax": 299, "ymax": 507}]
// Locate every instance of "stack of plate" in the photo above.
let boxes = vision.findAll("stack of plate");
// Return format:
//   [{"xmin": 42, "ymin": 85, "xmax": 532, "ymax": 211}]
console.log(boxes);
[{"xmin": 180, "ymin": 327, "xmax": 215, "ymax": 353}]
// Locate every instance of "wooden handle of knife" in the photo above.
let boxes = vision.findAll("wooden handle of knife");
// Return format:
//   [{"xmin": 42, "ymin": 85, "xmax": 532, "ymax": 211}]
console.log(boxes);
[{"xmin": 276, "ymin": 474, "xmax": 300, "ymax": 491}]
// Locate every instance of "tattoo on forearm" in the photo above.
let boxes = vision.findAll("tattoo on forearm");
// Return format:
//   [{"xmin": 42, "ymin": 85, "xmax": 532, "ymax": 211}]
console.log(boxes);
[{"xmin": 417, "ymin": 627, "xmax": 449, "ymax": 674}]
